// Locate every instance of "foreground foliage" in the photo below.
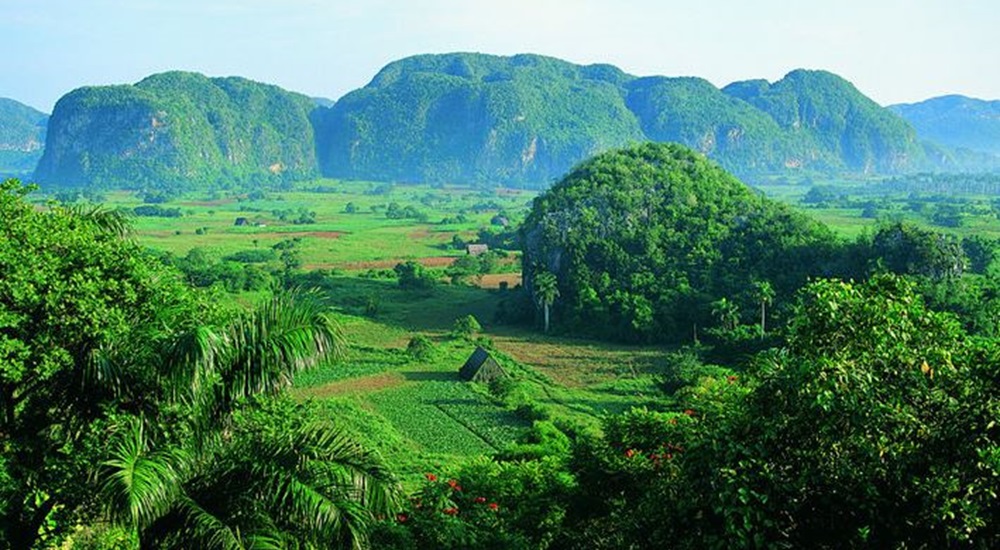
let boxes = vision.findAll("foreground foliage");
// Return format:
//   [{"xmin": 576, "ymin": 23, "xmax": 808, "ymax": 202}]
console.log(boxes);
[{"xmin": 0, "ymin": 179, "xmax": 397, "ymax": 549}]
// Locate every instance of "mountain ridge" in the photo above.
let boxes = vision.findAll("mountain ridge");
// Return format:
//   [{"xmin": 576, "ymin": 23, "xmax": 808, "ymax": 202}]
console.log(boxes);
[
  {"xmin": 31, "ymin": 53, "xmax": 997, "ymax": 190},
  {"xmin": 890, "ymin": 94, "xmax": 1000, "ymax": 156},
  {"xmin": 318, "ymin": 53, "xmax": 928, "ymax": 185},
  {"xmin": 34, "ymin": 71, "xmax": 320, "ymax": 192}
]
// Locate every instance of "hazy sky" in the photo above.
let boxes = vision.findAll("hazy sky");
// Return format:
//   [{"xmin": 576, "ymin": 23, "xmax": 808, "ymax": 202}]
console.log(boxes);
[{"xmin": 3, "ymin": 0, "xmax": 997, "ymax": 112}]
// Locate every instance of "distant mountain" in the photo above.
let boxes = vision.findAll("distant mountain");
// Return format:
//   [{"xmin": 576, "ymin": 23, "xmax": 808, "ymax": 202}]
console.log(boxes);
[
  {"xmin": 314, "ymin": 53, "xmax": 645, "ymax": 185},
  {"xmin": 724, "ymin": 70, "xmax": 924, "ymax": 173},
  {"xmin": 34, "ymin": 72, "xmax": 319, "ymax": 192},
  {"xmin": 317, "ymin": 53, "xmax": 927, "ymax": 185},
  {"xmin": 0, "ymin": 98, "xmax": 48, "ymax": 175},
  {"xmin": 35, "ymin": 54, "xmax": 944, "ymax": 191},
  {"xmin": 890, "ymin": 95, "xmax": 1000, "ymax": 156}
]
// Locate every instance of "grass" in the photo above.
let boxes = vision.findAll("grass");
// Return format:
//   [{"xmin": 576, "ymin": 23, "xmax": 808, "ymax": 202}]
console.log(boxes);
[
  {"xmin": 755, "ymin": 180, "xmax": 1000, "ymax": 239},
  {"xmin": 85, "ymin": 180, "xmax": 533, "ymax": 269}
]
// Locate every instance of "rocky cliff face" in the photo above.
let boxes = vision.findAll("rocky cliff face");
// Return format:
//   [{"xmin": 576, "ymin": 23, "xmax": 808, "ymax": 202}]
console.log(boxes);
[
  {"xmin": 724, "ymin": 70, "xmax": 925, "ymax": 174},
  {"xmin": 34, "ymin": 72, "xmax": 319, "ymax": 192}
]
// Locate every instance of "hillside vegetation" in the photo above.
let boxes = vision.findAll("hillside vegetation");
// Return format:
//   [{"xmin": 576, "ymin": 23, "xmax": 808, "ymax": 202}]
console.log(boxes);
[
  {"xmin": 521, "ymin": 142, "xmax": 838, "ymax": 342},
  {"xmin": 0, "ymin": 97, "xmax": 47, "ymax": 175},
  {"xmin": 319, "ymin": 53, "xmax": 928, "ymax": 185},
  {"xmin": 34, "ymin": 72, "xmax": 319, "ymax": 193},
  {"xmin": 33, "ymin": 53, "xmax": 951, "ymax": 192}
]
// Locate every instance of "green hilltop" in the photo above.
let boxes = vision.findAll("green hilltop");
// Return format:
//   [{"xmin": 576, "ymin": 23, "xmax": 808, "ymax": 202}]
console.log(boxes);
[
  {"xmin": 0, "ymin": 98, "xmax": 48, "ymax": 176},
  {"xmin": 34, "ymin": 72, "xmax": 319, "ymax": 192},
  {"xmin": 33, "ymin": 54, "xmax": 957, "ymax": 190},
  {"xmin": 319, "ymin": 53, "xmax": 928, "ymax": 185},
  {"xmin": 521, "ymin": 142, "xmax": 836, "ymax": 342},
  {"xmin": 314, "ymin": 53, "xmax": 645, "ymax": 185}
]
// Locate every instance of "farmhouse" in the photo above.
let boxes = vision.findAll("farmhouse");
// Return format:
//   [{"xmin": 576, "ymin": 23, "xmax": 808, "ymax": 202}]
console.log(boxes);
[
  {"xmin": 466, "ymin": 244, "xmax": 489, "ymax": 256},
  {"xmin": 459, "ymin": 347, "xmax": 506, "ymax": 383}
]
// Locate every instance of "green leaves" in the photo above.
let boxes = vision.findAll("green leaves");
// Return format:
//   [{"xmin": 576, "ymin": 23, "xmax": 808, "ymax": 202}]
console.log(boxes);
[
  {"xmin": 100, "ymin": 399, "xmax": 400, "ymax": 550},
  {"xmin": 100, "ymin": 419, "xmax": 189, "ymax": 532}
]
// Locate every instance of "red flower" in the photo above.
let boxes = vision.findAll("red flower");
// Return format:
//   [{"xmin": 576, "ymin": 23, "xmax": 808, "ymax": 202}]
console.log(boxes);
[
  {"xmin": 727, "ymin": 375, "xmax": 738, "ymax": 383},
  {"xmin": 447, "ymin": 479, "xmax": 463, "ymax": 491},
  {"xmin": 488, "ymin": 503, "xmax": 499, "ymax": 511},
  {"xmin": 396, "ymin": 513, "xmax": 408, "ymax": 523},
  {"xmin": 666, "ymin": 453, "xmax": 673, "ymax": 460},
  {"xmin": 474, "ymin": 496, "xmax": 487, "ymax": 504},
  {"xmin": 443, "ymin": 507, "xmax": 459, "ymax": 515},
  {"xmin": 425, "ymin": 473, "xmax": 437, "ymax": 482},
  {"xmin": 683, "ymin": 409, "xmax": 696, "ymax": 416},
  {"xmin": 625, "ymin": 449, "xmax": 636, "ymax": 459}
]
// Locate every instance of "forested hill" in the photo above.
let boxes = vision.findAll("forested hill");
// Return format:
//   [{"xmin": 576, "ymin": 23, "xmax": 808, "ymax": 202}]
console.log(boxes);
[
  {"xmin": 0, "ymin": 98, "xmax": 48, "ymax": 175},
  {"xmin": 317, "ymin": 53, "xmax": 928, "ymax": 185},
  {"xmin": 891, "ymin": 95, "xmax": 1000, "ymax": 155},
  {"xmin": 521, "ymin": 141, "xmax": 837, "ymax": 342},
  {"xmin": 34, "ymin": 54, "xmax": 968, "ymax": 190},
  {"xmin": 34, "ymin": 72, "xmax": 320, "ymax": 192}
]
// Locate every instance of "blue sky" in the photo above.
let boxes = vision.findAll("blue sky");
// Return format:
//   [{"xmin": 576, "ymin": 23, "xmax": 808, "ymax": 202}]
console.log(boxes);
[{"xmin": 2, "ymin": 0, "xmax": 997, "ymax": 112}]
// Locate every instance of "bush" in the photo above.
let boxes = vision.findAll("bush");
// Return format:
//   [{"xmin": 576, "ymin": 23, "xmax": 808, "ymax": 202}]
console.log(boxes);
[
  {"xmin": 658, "ymin": 349, "xmax": 733, "ymax": 394},
  {"xmin": 451, "ymin": 315, "xmax": 482, "ymax": 339},
  {"xmin": 223, "ymin": 249, "xmax": 277, "ymax": 263},
  {"xmin": 395, "ymin": 261, "xmax": 435, "ymax": 290},
  {"xmin": 406, "ymin": 335, "xmax": 436, "ymax": 360}
]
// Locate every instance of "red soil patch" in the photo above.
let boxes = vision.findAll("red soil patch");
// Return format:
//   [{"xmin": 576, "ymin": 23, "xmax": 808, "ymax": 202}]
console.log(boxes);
[{"xmin": 291, "ymin": 371, "xmax": 405, "ymax": 399}]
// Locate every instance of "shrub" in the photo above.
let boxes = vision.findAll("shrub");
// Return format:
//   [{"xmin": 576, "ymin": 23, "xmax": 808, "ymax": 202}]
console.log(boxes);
[
  {"xmin": 451, "ymin": 315, "xmax": 482, "ymax": 339},
  {"xmin": 406, "ymin": 335, "xmax": 436, "ymax": 360}
]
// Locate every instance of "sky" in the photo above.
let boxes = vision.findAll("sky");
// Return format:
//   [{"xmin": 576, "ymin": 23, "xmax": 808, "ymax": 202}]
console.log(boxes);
[{"xmin": 2, "ymin": 0, "xmax": 997, "ymax": 113}]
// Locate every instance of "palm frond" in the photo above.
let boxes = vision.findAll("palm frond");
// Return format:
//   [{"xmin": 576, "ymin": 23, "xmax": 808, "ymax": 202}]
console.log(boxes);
[
  {"xmin": 99, "ymin": 420, "xmax": 190, "ymax": 531},
  {"xmin": 60, "ymin": 203, "xmax": 133, "ymax": 238},
  {"xmin": 215, "ymin": 290, "xmax": 345, "ymax": 406},
  {"xmin": 170, "ymin": 494, "xmax": 248, "ymax": 550}
]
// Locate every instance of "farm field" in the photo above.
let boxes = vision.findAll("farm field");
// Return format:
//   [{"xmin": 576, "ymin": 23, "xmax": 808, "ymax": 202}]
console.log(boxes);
[
  {"xmin": 82, "ymin": 179, "xmax": 533, "ymax": 270},
  {"xmin": 288, "ymin": 278, "xmax": 674, "ymax": 481}
]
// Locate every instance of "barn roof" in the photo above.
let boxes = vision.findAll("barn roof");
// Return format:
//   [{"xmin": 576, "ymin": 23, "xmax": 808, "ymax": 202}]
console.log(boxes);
[{"xmin": 459, "ymin": 346, "xmax": 506, "ymax": 382}]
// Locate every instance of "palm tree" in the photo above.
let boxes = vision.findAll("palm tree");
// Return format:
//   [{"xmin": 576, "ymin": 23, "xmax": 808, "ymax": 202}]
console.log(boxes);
[
  {"xmin": 752, "ymin": 280, "xmax": 775, "ymax": 338},
  {"xmin": 0, "ymin": 184, "xmax": 394, "ymax": 548},
  {"xmin": 101, "ymin": 410, "xmax": 397, "ymax": 549},
  {"xmin": 533, "ymin": 270, "xmax": 560, "ymax": 333},
  {"xmin": 711, "ymin": 297, "xmax": 740, "ymax": 332},
  {"xmin": 98, "ymin": 290, "xmax": 398, "ymax": 548}
]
